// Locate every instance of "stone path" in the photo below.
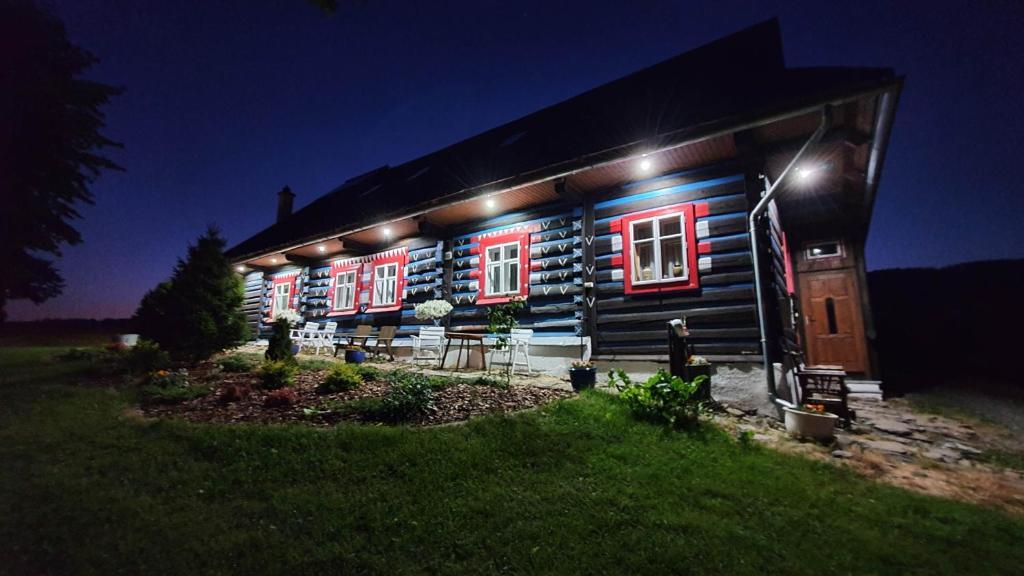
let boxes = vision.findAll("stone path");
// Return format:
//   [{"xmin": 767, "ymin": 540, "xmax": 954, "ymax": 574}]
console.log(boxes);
[{"xmin": 714, "ymin": 395, "xmax": 1024, "ymax": 514}]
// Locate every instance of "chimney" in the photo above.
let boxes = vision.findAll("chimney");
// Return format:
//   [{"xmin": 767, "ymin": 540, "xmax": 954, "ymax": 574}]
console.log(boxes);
[{"xmin": 276, "ymin": 186, "xmax": 295, "ymax": 223}]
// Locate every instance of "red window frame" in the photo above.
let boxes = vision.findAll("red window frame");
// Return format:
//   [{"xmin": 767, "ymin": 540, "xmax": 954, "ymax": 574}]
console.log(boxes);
[
  {"xmin": 365, "ymin": 251, "xmax": 407, "ymax": 313},
  {"xmin": 476, "ymin": 230, "xmax": 530, "ymax": 305},
  {"xmin": 619, "ymin": 203, "xmax": 699, "ymax": 295},
  {"xmin": 268, "ymin": 274, "xmax": 299, "ymax": 319},
  {"xmin": 326, "ymin": 262, "xmax": 362, "ymax": 317},
  {"xmin": 781, "ymin": 231, "xmax": 796, "ymax": 295}
]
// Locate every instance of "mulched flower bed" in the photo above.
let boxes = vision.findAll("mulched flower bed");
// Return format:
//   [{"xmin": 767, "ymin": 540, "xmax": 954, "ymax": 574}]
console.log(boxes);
[{"xmin": 141, "ymin": 365, "xmax": 572, "ymax": 427}]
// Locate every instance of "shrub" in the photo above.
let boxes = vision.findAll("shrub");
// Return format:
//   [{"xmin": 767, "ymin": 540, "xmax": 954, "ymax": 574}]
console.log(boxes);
[
  {"xmin": 258, "ymin": 360, "xmax": 296, "ymax": 390},
  {"xmin": 467, "ymin": 375, "xmax": 508, "ymax": 389},
  {"xmin": 147, "ymin": 368, "xmax": 188, "ymax": 388},
  {"xmin": 220, "ymin": 383, "xmax": 252, "ymax": 403},
  {"xmin": 296, "ymin": 357, "xmax": 333, "ymax": 372},
  {"xmin": 379, "ymin": 374, "xmax": 435, "ymax": 422},
  {"xmin": 123, "ymin": 340, "xmax": 171, "ymax": 375},
  {"xmin": 265, "ymin": 318, "xmax": 294, "ymax": 362},
  {"xmin": 134, "ymin": 227, "xmax": 249, "ymax": 363},
  {"xmin": 264, "ymin": 388, "xmax": 298, "ymax": 408},
  {"xmin": 218, "ymin": 354, "xmax": 256, "ymax": 373},
  {"xmin": 607, "ymin": 368, "xmax": 708, "ymax": 429},
  {"xmin": 318, "ymin": 363, "xmax": 362, "ymax": 394},
  {"xmin": 354, "ymin": 364, "xmax": 383, "ymax": 382},
  {"xmin": 140, "ymin": 384, "xmax": 211, "ymax": 405}
]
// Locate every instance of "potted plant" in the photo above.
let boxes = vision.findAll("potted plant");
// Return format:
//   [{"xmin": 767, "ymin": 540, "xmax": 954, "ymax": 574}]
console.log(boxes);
[
  {"xmin": 344, "ymin": 345, "xmax": 367, "ymax": 364},
  {"xmin": 683, "ymin": 355, "xmax": 712, "ymax": 400},
  {"xmin": 414, "ymin": 299, "xmax": 453, "ymax": 327},
  {"xmin": 272, "ymin": 309, "xmax": 303, "ymax": 355},
  {"xmin": 569, "ymin": 360, "xmax": 596, "ymax": 391},
  {"xmin": 783, "ymin": 403, "xmax": 839, "ymax": 441}
]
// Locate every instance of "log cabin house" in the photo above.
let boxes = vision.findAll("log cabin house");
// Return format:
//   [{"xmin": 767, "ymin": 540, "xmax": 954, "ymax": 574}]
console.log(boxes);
[{"xmin": 225, "ymin": 20, "xmax": 902, "ymax": 412}]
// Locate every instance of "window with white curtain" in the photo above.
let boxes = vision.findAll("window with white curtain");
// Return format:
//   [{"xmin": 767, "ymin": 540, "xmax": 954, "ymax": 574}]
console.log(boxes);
[
  {"xmin": 274, "ymin": 282, "xmax": 291, "ymax": 312},
  {"xmin": 372, "ymin": 263, "xmax": 398, "ymax": 306},
  {"xmin": 333, "ymin": 270, "xmax": 356, "ymax": 310},
  {"xmin": 629, "ymin": 213, "xmax": 688, "ymax": 284},
  {"xmin": 484, "ymin": 241, "xmax": 520, "ymax": 296}
]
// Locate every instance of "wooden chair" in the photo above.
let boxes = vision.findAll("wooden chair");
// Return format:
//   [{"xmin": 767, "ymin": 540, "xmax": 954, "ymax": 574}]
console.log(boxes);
[
  {"xmin": 411, "ymin": 326, "xmax": 446, "ymax": 367},
  {"xmin": 368, "ymin": 325, "xmax": 397, "ymax": 360},
  {"xmin": 488, "ymin": 328, "xmax": 533, "ymax": 375},
  {"xmin": 786, "ymin": 349, "xmax": 853, "ymax": 427},
  {"xmin": 333, "ymin": 324, "xmax": 373, "ymax": 357}
]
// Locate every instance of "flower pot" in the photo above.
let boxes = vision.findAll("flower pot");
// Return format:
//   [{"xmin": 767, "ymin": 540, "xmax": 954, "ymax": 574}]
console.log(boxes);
[
  {"xmin": 683, "ymin": 364, "xmax": 712, "ymax": 400},
  {"xmin": 783, "ymin": 407, "xmax": 838, "ymax": 441},
  {"xmin": 345, "ymin": 349, "xmax": 366, "ymax": 364},
  {"xmin": 569, "ymin": 367, "xmax": 596, "ymax": 391},
  {"xmin": 291, "ymin": 344, "xmax": 301, "ymax": 355}
]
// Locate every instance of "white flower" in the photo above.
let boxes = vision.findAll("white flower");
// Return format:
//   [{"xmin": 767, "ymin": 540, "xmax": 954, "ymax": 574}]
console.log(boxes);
[
  {"xmin": 272, "ymin": 308, "xmax": 303, "ymax": 326},
  {"xmin": 414, "ymin": 300, "xmax": 453, "ymax": 320}
]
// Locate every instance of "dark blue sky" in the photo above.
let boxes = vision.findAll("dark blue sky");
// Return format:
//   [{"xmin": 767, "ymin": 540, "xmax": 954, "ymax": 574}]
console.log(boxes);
[{"xmin": 10, "ymin": 0, "xmax": 1024, "ymax": 320}]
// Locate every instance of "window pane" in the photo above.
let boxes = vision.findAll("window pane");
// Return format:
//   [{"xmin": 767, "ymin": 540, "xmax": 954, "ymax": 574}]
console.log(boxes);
[
  {"xmin": 505, "ymin": 244, "xmax": 518, "ymax": 260},
  {"xmin": 659, "ymin": 216, "xmax": 681, "ymax": 237},
  {"xmin": 488, "ymin": 247, "xmax": 501, "ymax": 261},
  {"xmin": 506, "ymin": 262, "xmax": 518, "ymax": 292},
  {"xmin": 660, "ymin": 237, "xmax": 684, "ymax": 279},
  {"xmin": 633, "ymin": 241, "xmax": 655, "ymax": 281},
  {"xmin": 487, "ymin": 264, "xmax": 501, "ymax": 295},
  {"xmin": 633, "ymin": 221, "xmax": 653, "ymax": 241}
]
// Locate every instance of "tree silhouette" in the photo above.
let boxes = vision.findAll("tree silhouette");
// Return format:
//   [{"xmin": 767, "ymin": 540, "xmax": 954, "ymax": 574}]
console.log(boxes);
[
  {"xmin": 0, "ymin": 0, "xmax": 122, "ymax": 321},
  {"xmin": 135, "ymin": 227, "xmax": 249, "ymax": 363}
]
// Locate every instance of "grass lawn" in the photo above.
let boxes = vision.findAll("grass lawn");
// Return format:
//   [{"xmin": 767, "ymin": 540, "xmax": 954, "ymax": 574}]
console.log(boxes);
[{"xmin": 1, "ymin": 347, "xmax": 1022, "ymax": 575}]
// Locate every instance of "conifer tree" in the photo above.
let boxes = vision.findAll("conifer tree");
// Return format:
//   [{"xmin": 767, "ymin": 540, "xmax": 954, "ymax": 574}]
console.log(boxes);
[{"xmin": 135, "ymin": 228, "xmax": 248, "ymax": 362}]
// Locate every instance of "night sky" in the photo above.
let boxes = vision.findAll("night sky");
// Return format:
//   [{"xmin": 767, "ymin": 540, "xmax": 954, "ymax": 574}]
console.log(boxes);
[{"xmin": 9, "ymin": 0, "xmax": 1024, "ymax": 320}]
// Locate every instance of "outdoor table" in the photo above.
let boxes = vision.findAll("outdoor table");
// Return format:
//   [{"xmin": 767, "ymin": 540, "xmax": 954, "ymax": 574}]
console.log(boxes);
[
  {"xmin": 333, "ymin": 331, "xmax": 373, "ymax": 357},
  {"xmin": 442, "ymin": 331, "xmax": 487, "ymax": 371}
]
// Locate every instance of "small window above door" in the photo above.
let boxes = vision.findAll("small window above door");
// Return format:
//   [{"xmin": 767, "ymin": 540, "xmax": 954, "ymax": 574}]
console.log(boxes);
[{"xmin": 805, "ymin": 240, "xmax": 844, "ymax": 260}]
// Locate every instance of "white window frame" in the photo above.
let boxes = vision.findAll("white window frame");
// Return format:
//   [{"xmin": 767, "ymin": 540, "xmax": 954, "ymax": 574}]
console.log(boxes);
[
  {"xmin": 484, "ymin": 241, "xmax": 521, "ymax": 297},
  {"xmin": 274, "ymin": 282, "xmax": 291, "ymax": 313},
  {"xmin": 629, "ymin": 212, "xmax": 688, "ymax": 285},
  {"xmin": 372, "ymin": 262, "xmax": 399, "ymax": 307},
  {"xmin": 805, "ymin": 240, "xmax": 844, "ymax": 260},
  {"xmin": 333, "ymin": 270, "xmax": 357, "ymax": 310}
]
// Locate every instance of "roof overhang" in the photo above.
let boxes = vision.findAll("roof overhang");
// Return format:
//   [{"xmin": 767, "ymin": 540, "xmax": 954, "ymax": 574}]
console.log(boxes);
[{"xmin": 232, "ymin": 79, "xmax": 903, "ymax": 265}]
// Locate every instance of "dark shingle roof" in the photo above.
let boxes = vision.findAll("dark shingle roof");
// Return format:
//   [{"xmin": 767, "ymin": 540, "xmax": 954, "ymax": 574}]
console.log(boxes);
[{"xmin": 227, "ymin": 19, "xmax": 895, "ymax": 260}]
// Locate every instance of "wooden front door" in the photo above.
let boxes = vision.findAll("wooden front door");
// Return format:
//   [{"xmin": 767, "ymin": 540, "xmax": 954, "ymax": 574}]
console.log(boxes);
[{"xmin": 798, "ymin": 269, "xmax": 868, "ymax": 373}]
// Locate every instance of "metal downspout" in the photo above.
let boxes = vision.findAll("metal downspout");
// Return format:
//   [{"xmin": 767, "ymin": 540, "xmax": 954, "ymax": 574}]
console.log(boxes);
[{"xmin": 749, "ymin": 106, "xmax": 832, "ymax": 402}]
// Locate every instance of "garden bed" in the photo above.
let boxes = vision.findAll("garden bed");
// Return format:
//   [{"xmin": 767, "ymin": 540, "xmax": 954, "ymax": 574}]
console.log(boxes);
[{"xmin": 140, "ymin": 358, "xmax": 571, "ymax": 427}]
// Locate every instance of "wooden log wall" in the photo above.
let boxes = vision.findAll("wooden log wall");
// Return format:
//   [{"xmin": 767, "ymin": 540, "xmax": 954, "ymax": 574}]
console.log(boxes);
[
  {"xmin": 448, "ymin": 205, "xmax": 583, "ymax": 336},
  {"xmin": 589, "ymin": 168, "xmax": 761, "ymax": 359},
  {"xmin": 242, "ymin": 270, "xmax": 265, "ymax": 338}
]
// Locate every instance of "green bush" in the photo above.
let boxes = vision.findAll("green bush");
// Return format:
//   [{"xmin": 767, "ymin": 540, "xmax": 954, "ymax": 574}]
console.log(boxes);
[
  {"xmin": 379, "ymin": 373, "xmax": 435, "ymax": 422},
  {"xmin": 139, "ymin": 384, "xmax": 211, "ymax": 405},
  {"xmin": 354, "ymin": 364, "xmax": 383, "ymax": 382},
  {"xmin": 123, "ymin": 341, "xmax": 171, "ymax": 375},
  {"xmin": 296, "ymin": 357, "xmax": 333, "ymax": 372},
  {"xmin": 607, "ymin": 368, "xmax": 708, "ymax": 429},
  {"xmin": 265, "ymin": 319, "xmax": 294, "ymax": 362},
  {"xmin": 56, "ymin": 348, "xmax": 105, "ymax": 362},
  {"xmin": 218, "ymin": 354, "xmax": 256, "ymax": 373},
  {"xmin": 258, "ymin": 360, "xmax": 297, "ymax": 390},
  {"xmin": 317, "ymin": 363, "xmax": 363, "ymax": 394}
]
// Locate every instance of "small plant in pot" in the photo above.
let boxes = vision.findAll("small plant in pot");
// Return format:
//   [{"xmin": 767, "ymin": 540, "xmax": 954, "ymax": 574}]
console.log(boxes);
[
  {"xmin": 783, "ymin": 403, "xmax": 839, "ymax": 441},
  {"xmin": 683, "ymin": 355, "xmax": 712, "ymax": 400},
  {"xmin": 344, "ymin": 345, "xmax": 367, "ymax": 364},
  {"xmin": 569, "ymin": 360, "xmax": 596, "ymax": 391}
]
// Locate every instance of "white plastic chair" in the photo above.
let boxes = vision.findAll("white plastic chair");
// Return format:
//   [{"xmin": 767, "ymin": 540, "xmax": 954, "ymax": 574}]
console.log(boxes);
[
  {"xmin": 411, "ymin": 326, "xmax": 447, "ymax": 367},
  {"xmin": 292, "ymin": 322, "xmax": 319, "ymax": 352},
  {"xmin": 312, "ymin": 322, "xmax": 338, "ymax": 355},
  {"xmin": 488, "ymin": 328, "xmax": 533, "ymax": 375}
]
